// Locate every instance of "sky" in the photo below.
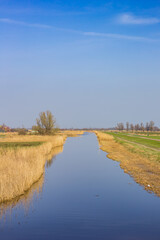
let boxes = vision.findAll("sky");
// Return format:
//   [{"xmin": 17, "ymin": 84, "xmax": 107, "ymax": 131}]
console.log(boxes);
[{"xmin": 0, "ymin": 0, "xmax": 160, "ymax": 128}]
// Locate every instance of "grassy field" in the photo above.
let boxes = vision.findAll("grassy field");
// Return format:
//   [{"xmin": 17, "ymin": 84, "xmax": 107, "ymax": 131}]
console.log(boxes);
[
  {"xmin": 141, "ymin": 136, "xmax": 160, "ymax": 139},
  {"xmin": 133, "ymin": 131, "xmax": 160, "ymax": 136},
  {"xmin": 105, "ymin": 132, "xmax": 160, "ymax": 149},
  {"xmin": 129, "ymin": 134, "xmax": 160, "ymax": 140},
  {"xmin": 95, "ymin": 131, "xmax": 160, "ymax": 197}
]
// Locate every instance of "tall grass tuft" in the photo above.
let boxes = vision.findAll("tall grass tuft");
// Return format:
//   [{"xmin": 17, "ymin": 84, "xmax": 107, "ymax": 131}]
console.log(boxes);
[{"xmin": 0, "ymin": 135, "xmax": 66, "ymax": 203}]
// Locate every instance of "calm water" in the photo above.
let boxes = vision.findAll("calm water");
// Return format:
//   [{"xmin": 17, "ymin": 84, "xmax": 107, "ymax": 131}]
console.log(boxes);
[{"xmin": 0, "ymin": 133, "xmax": 160, "ymax": 240}]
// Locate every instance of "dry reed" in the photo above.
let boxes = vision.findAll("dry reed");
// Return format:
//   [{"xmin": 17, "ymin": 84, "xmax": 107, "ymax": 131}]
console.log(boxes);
[
  {"xmin": 95, "ymin": 131, "xmax": 160, "ymax": 197},
  {"xmin": 0, "ymin": 135, "xmax": 66, "ymax": 203},
  {"xmin": 60, "ymin": 130, "xmax": 84, "ymax": 137},
  {"xmin": 0, "ymin": 174, "xmax": 44, "ymax": 219}
]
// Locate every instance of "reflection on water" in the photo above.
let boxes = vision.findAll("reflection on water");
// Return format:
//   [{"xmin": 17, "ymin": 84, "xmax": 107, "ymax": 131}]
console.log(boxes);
[
  {"xmin": 0, "ymin": 145, "xmax": 64, "ymax": 220},
  {"xmin": 1, "ymin": 134, "xmax": 160, "ymax": 240},
  {"xmin": 46, "ymin": 145, "xmax": 64, "ymax": 168},
  {"xmin": 0, "ymin": 174, "xmax": 44, "ymax": 221}
]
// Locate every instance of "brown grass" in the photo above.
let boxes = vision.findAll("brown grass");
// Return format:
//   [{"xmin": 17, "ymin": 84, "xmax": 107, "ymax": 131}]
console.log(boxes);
[
  {"xmin": 60, "ymin": 130, "xmax": 84, "ymax": 137},
  {"xmin": 0, "ymin": 174, "xmax": 44, "ymax": 219},
  {"xmin": 95, "ymin": 131, "xmax": 160, "ymax": 197},
  {"xmin": 0, "ymin": 134, "xmax": 66, "ymax": 203}
]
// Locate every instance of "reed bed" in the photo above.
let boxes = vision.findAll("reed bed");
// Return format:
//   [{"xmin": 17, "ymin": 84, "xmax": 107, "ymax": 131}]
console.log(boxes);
[
  {"xmin": 95, "ymin": 131, "xmax": 160, "ymax": 197},
  {"xmin": 0, "ymin": 174, "xmax": 44, "ymax": 219},
  {"xmin": 60, "ymin": 130, "xmax": 84, "ymax": 137},
  {"xmin": 0, "ymin": 135, "xmax": 66, "ymax": 203}
]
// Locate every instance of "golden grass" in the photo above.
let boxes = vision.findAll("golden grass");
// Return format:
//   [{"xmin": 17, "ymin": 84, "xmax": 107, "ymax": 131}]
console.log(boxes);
[
  {"xmin": 0, "ymin": 174, "xmax": 44, "ymax": 219},
  {"xmin": 60, "ymin": 130, "xmax": 84, "ymax": 137},
  {"xmin": 0, "ymin": 134, "xmax": 66, "ymax": 203},
  {"xmin": 95, "ymin": 131, "xmax": 160, "ymax": 197}
]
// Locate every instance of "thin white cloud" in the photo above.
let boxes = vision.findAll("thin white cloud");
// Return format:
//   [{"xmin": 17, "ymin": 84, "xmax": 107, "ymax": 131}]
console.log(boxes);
[
  {"xmin": 0, "ymin": 18, "xmax": 158, "ymax": 42},
  {"xmin": 84, "ymin": 32, "xmax": 154, "ymax": 42},
  {"xmin": 0, "ymin": 18, "xmax": 52, "ymax": 28},
  {"xmin": 117, "ymin": 13, "xmax": 160, "ymax": 25}
]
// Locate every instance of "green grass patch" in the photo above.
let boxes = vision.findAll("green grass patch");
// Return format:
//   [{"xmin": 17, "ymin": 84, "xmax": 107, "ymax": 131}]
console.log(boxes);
[
  {"xmin": 139, "ymin": 135, "xmax": 160, "ymax": 140},
  {"xmin": 0, "ymin": 141, "xmax": 43, "ymax": 148},
  {"xmin": 115, "ymin": 137, "xmax": 160, "ymax": 163},
  {"xmin": 132, "ymin": 132, "xmax": 160, "ymax": 136},
  {"xmin": 124, "ymin": 133, "xmax": 160, "ymax": 140},
  {"xmin": 105, "ymin": 132, "xmax": 160, "ymax": 149}
]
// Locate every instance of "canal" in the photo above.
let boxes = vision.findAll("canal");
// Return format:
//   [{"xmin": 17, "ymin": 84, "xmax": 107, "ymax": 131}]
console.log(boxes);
[{"xmin": 0, "ymin": 133, "xmax": 160, "ymax": 239}]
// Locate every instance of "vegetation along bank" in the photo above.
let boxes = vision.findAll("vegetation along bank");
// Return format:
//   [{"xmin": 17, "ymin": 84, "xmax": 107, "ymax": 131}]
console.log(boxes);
[{"xmin": 95, "ymin": 131, "xmax": 160, "ymax": 197}]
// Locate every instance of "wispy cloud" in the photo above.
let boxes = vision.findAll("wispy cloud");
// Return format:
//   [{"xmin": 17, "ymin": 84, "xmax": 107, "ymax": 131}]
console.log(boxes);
[
  {"xmin": 0, "ymin": 18, "xmax": 52, "ymax": 29},
  {"xmin": 0, "ymin": 18, "xmax": 158, "ymax": 42},
  {"xmin": 84, "ymin": 32, "xmax": 154, "ymax": 42},
  {"xmin": 117, "ymin": 13, "xmax": 160, "ymax": 25}
]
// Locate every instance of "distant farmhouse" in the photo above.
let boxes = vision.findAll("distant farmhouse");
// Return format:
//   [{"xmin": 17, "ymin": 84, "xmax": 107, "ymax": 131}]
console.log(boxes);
[{"xmin": 0, "ymin": 124, "xmax": 11, "ymax": 132}]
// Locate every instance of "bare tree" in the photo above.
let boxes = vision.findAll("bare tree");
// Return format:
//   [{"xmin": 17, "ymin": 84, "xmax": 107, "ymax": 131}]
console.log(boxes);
[
  {"xmin": 145, "ymin": 122, "xmax": 149, "ymax": 132},
  {"xmin": 126, "ymin": 122, "xmax": 129, "ymax": 131},
  {"xmin": 33, "ymin": 111, "xmax": 57, "ymax": 135},
  {"xmin": 116, "ymin": 123, "xmax": 124, "ymax": 131},
  {"xmin": 154, "ymin": 126, "xmax": 159, "ymax": 131},
  {"xmin": 149, "ymin": 121, "xmax": 154, "ymax": 131},
  {"xmin": 130, "ymin": 123, "xmax": 134, "ymax": 132},
  {"xmin": 116, "ymin": 123, "xmax": 119, "ymax": 131},
  {"xmin": 135, "ymin": 124, "xmax": 140, "ymax": 132},
  {"xmin": 114, "ymin": 121, "xmax": 158, "ymax": 133},
  {"xmin": 140, "ymin": 122, "xmax": 144, "ymax": 132}
]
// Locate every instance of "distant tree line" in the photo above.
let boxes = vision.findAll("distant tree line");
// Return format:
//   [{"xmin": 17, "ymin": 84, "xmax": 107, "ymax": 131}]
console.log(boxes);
[{"xmin": 116, "ymin": 121, "xmax": 159, "ymax": 131}]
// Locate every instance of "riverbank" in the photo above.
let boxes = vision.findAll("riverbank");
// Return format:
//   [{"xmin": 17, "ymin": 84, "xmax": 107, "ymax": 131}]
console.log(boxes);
[
  {"xmin": 95, "ymin": 131, "xmax": 160, "ymax": 197},
  {"xmin": 0, "ymin": 134, "xmax": 66, "ymax": 203},
  {"xmin": 60, "ymin": 130, "xmax": 84, "ymax": 137}
]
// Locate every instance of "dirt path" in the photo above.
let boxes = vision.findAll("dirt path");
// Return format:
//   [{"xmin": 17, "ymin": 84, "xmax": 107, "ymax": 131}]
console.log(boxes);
[
  {"xmin": 127, "ymin": 134, "xmax": 160, "ymax": 142},
  {"xmin": 116, "ymin": 137, "xmax": 160, "ymax": 152},
  {"xmin": 136, "ymin": 136, "xmax": 160, "ymax": 141}
]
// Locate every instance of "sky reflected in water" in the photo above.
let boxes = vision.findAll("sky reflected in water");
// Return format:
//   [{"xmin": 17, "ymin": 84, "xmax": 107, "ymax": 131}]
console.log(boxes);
[{"xmin": 0, "ymin": 133, "xmax": 160, "ymax": 240}]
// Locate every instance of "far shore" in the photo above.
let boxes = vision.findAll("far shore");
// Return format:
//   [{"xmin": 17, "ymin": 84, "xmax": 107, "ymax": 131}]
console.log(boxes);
[{"xmin": 95, "ymin": 131, "xmax": 160, "ymax": 197}]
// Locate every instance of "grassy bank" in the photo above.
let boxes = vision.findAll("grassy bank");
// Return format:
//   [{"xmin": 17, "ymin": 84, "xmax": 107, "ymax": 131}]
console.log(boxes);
[
  {"xmin": 95, "ymin": 131, "xmax": 160, "ymax": 197},
  {"xmin": 105, "ymin": 132, "xmax": 160, "ymax": 150},
  {"xmin": 0, "ymin": 174, "xmax": 44, "ymax": 218},
  {"xmin": 60, "ymin": 130, "xmax": 84, "ymax": 137},
  {"xmin": 0, "ymin": 134, "xmax": 66, "ymax": 203}
]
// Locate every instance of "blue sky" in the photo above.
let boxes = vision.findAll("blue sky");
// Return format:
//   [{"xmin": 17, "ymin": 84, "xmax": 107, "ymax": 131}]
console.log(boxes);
[{"xmin": 0, "ymin": 0, "xmax": 160, "ymax": 128}]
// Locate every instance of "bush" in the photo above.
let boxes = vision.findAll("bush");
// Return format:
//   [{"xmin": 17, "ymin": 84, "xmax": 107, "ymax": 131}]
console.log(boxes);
[{"xmin": 18, "ymin": 128, "xmax": 27, "ymax": 135}]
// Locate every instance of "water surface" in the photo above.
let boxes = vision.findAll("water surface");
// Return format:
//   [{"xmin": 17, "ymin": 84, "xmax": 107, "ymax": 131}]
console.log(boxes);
[{"xmin": 0, "ymin": 133, "xmax": 160, "ymax": 239}]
